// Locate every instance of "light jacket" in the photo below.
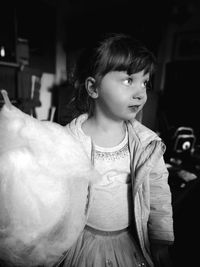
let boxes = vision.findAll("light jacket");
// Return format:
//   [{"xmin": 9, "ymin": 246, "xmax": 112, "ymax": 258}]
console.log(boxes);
[{"xmin": 65, "ymin": 114, "xmax": 174, "ymax": 267}]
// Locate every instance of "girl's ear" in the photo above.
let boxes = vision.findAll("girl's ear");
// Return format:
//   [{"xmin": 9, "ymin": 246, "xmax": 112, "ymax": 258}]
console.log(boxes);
[{"xmin": 85, "ymin": 77, "xmax": 99, "ymax": 99}]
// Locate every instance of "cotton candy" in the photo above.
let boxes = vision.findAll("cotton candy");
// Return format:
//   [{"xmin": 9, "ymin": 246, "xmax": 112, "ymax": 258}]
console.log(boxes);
[{"xmin": 0, "ymin": 103, "xmax": 97, "ymax": 266}]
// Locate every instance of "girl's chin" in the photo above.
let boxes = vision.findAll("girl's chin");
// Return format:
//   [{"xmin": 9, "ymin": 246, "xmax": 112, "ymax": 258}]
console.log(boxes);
[
  {"xmin": 123, "ymin": 113, "xmax": 137, "ymax": 121},
  {"xmin": 128, "ymin": 108, "xmax": 143, "ymax": 120}
]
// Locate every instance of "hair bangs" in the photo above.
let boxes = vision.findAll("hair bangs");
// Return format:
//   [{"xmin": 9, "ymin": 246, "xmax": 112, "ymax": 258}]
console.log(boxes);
[
  {"xmin": 128, "ymin": 56, "xmax": 156, "ymax": 76},
  {"xmin": 96, "ymin": 36, "xmax": 156, "ymax": 77},
  {"xmin": 103, "ymin": 51, "xmax": 133, "ymax": 74}
]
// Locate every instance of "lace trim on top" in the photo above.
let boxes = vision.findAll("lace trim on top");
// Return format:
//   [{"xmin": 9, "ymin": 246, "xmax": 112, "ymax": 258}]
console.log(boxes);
[{"xmin": 94, "ymin": 129, "xmax": 129, "ymax": 161}]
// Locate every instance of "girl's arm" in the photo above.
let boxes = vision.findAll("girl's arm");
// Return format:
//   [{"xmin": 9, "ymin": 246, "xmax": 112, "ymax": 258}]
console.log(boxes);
[
  {"xmin": 149, "ymin": 156, "xmax": 174, "ymax": 243},
  {"xmin": 148, "ymin": 157, "xmax": 174, "ymax": 266}
]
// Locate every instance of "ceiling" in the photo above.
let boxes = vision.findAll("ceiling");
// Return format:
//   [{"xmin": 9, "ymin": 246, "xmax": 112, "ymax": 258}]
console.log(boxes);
[
  {"xmin": 63, "ymin": 0, "xmax": 172, "ymax": 51},
  {"xmin": 60, "ymin": 0, "xmax": 200, "ymax": 53},
  {"xmin": 1, "ymin": 0, "xmax": 200, "ymax": 65}
]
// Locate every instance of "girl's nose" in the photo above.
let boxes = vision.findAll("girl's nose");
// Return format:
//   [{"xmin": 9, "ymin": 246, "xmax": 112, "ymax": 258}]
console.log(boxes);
[{"xmin": 132, "ymin": 88, "xmax": 146, "ymax": 100}]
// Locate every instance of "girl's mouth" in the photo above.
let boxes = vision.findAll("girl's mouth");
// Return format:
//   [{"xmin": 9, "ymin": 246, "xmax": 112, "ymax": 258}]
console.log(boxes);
[{"xmin": 129, "ymin": 105, "xmax": 140, "ymax": 112}]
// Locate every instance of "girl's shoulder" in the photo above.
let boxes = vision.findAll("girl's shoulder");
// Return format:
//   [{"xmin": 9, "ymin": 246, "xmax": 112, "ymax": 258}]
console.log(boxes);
[
  {"xmin": 65, "ymin": 114, "xmax": 88, "ymax": 137},
  {"xmin": 65, "ymin": 114, "xmax": 93, "ymax": 157},
  {"xmin": 127, "ymin": 119, "xmax": 161, "ymax": 146}
]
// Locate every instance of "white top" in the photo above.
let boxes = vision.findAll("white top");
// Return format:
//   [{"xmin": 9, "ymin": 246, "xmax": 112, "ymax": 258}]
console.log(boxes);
[{"xmin": 85, "ymin": 129, "xmax": 134, "ymax": 231}]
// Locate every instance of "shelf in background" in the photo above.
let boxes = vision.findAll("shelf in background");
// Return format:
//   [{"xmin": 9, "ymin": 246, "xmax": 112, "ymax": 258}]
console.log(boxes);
[{"xmin": 0, "ymin": 61, "xmax": 19, "ymax": 68}]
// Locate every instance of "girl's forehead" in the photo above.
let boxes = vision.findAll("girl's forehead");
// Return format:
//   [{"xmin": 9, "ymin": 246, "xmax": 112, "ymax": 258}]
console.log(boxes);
[
  {"xmin": 109, "ymin": 70, "xmax": 149, "ymax": 78},
  {"xmin": 130, "ymin": 70, "xmax": 150, "ymax": 78}
]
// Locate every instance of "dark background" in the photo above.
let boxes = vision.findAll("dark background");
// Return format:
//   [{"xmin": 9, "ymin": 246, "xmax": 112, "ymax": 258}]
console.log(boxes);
[{"xmin": 1, "ymin": 1, "xmax": 200, "ymax": 266}]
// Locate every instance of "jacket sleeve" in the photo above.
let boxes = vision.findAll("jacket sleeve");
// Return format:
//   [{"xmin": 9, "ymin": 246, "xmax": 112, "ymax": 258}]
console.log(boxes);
[{"xmin": 148, "ymin": 156, "xmax": 174, "ymax": 244}]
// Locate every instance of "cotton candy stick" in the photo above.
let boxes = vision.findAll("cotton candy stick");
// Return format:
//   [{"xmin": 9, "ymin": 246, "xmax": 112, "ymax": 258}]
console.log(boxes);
[{"xmin": 1, "ymin": 89, "xmax": 12, "ymax": 109}]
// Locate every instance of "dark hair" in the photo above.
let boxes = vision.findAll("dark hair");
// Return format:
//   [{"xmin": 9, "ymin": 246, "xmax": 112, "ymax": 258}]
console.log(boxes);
[{"xmin": 70, "ymin": 33, "xmax": 157, "ymax": 118}]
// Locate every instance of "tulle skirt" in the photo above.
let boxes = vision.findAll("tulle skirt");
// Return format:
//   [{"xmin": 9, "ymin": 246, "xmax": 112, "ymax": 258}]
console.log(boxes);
[{"xmin": 56, "ymin": 225, "xmax": 149, "ymax": 267}]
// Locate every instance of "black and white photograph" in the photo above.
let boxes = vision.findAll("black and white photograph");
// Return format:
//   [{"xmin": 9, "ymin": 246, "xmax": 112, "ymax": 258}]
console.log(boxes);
[{"xmin": 0, "ymin": 0, "xmax": 200, "ymax": 266}]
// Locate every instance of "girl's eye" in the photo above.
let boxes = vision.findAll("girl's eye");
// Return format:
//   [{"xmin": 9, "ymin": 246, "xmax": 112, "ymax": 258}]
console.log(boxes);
[
  {"xmin": 124, "ymin": 77, "xmax": 133, "ymax": 85},
  {"xmin": 142, "ymin": 80, "xmax": 151, "ymax": 89}
]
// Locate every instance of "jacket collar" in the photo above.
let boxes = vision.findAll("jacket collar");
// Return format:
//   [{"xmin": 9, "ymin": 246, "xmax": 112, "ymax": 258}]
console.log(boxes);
[
  {"xmin": 126, "ymin": 119, "xmax": 161, "ymax": 148},
  {"xmin": 66, "ymin": 114, "xmax": 166, "ymax": 169},
  {"xmin": 67, "ymin": 114, "xmax": 160, "ymax": 145}
]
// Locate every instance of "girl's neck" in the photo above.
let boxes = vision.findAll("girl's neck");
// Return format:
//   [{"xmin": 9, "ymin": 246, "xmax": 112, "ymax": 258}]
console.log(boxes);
[{"xmin": 82, "ymin": 114, "xmax": 126, "ymax": 148}]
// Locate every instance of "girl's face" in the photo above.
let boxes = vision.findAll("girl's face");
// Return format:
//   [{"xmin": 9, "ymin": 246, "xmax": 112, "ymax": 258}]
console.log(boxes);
[{"xmin": 94, "ymin": 70, "xmax": 149, "ymax": 122}]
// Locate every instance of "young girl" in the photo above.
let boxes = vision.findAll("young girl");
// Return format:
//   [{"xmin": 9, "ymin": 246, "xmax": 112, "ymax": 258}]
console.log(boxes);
[{"xmin": 58, "ymin": 33, "xmax": 174, "ymax": 267}]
